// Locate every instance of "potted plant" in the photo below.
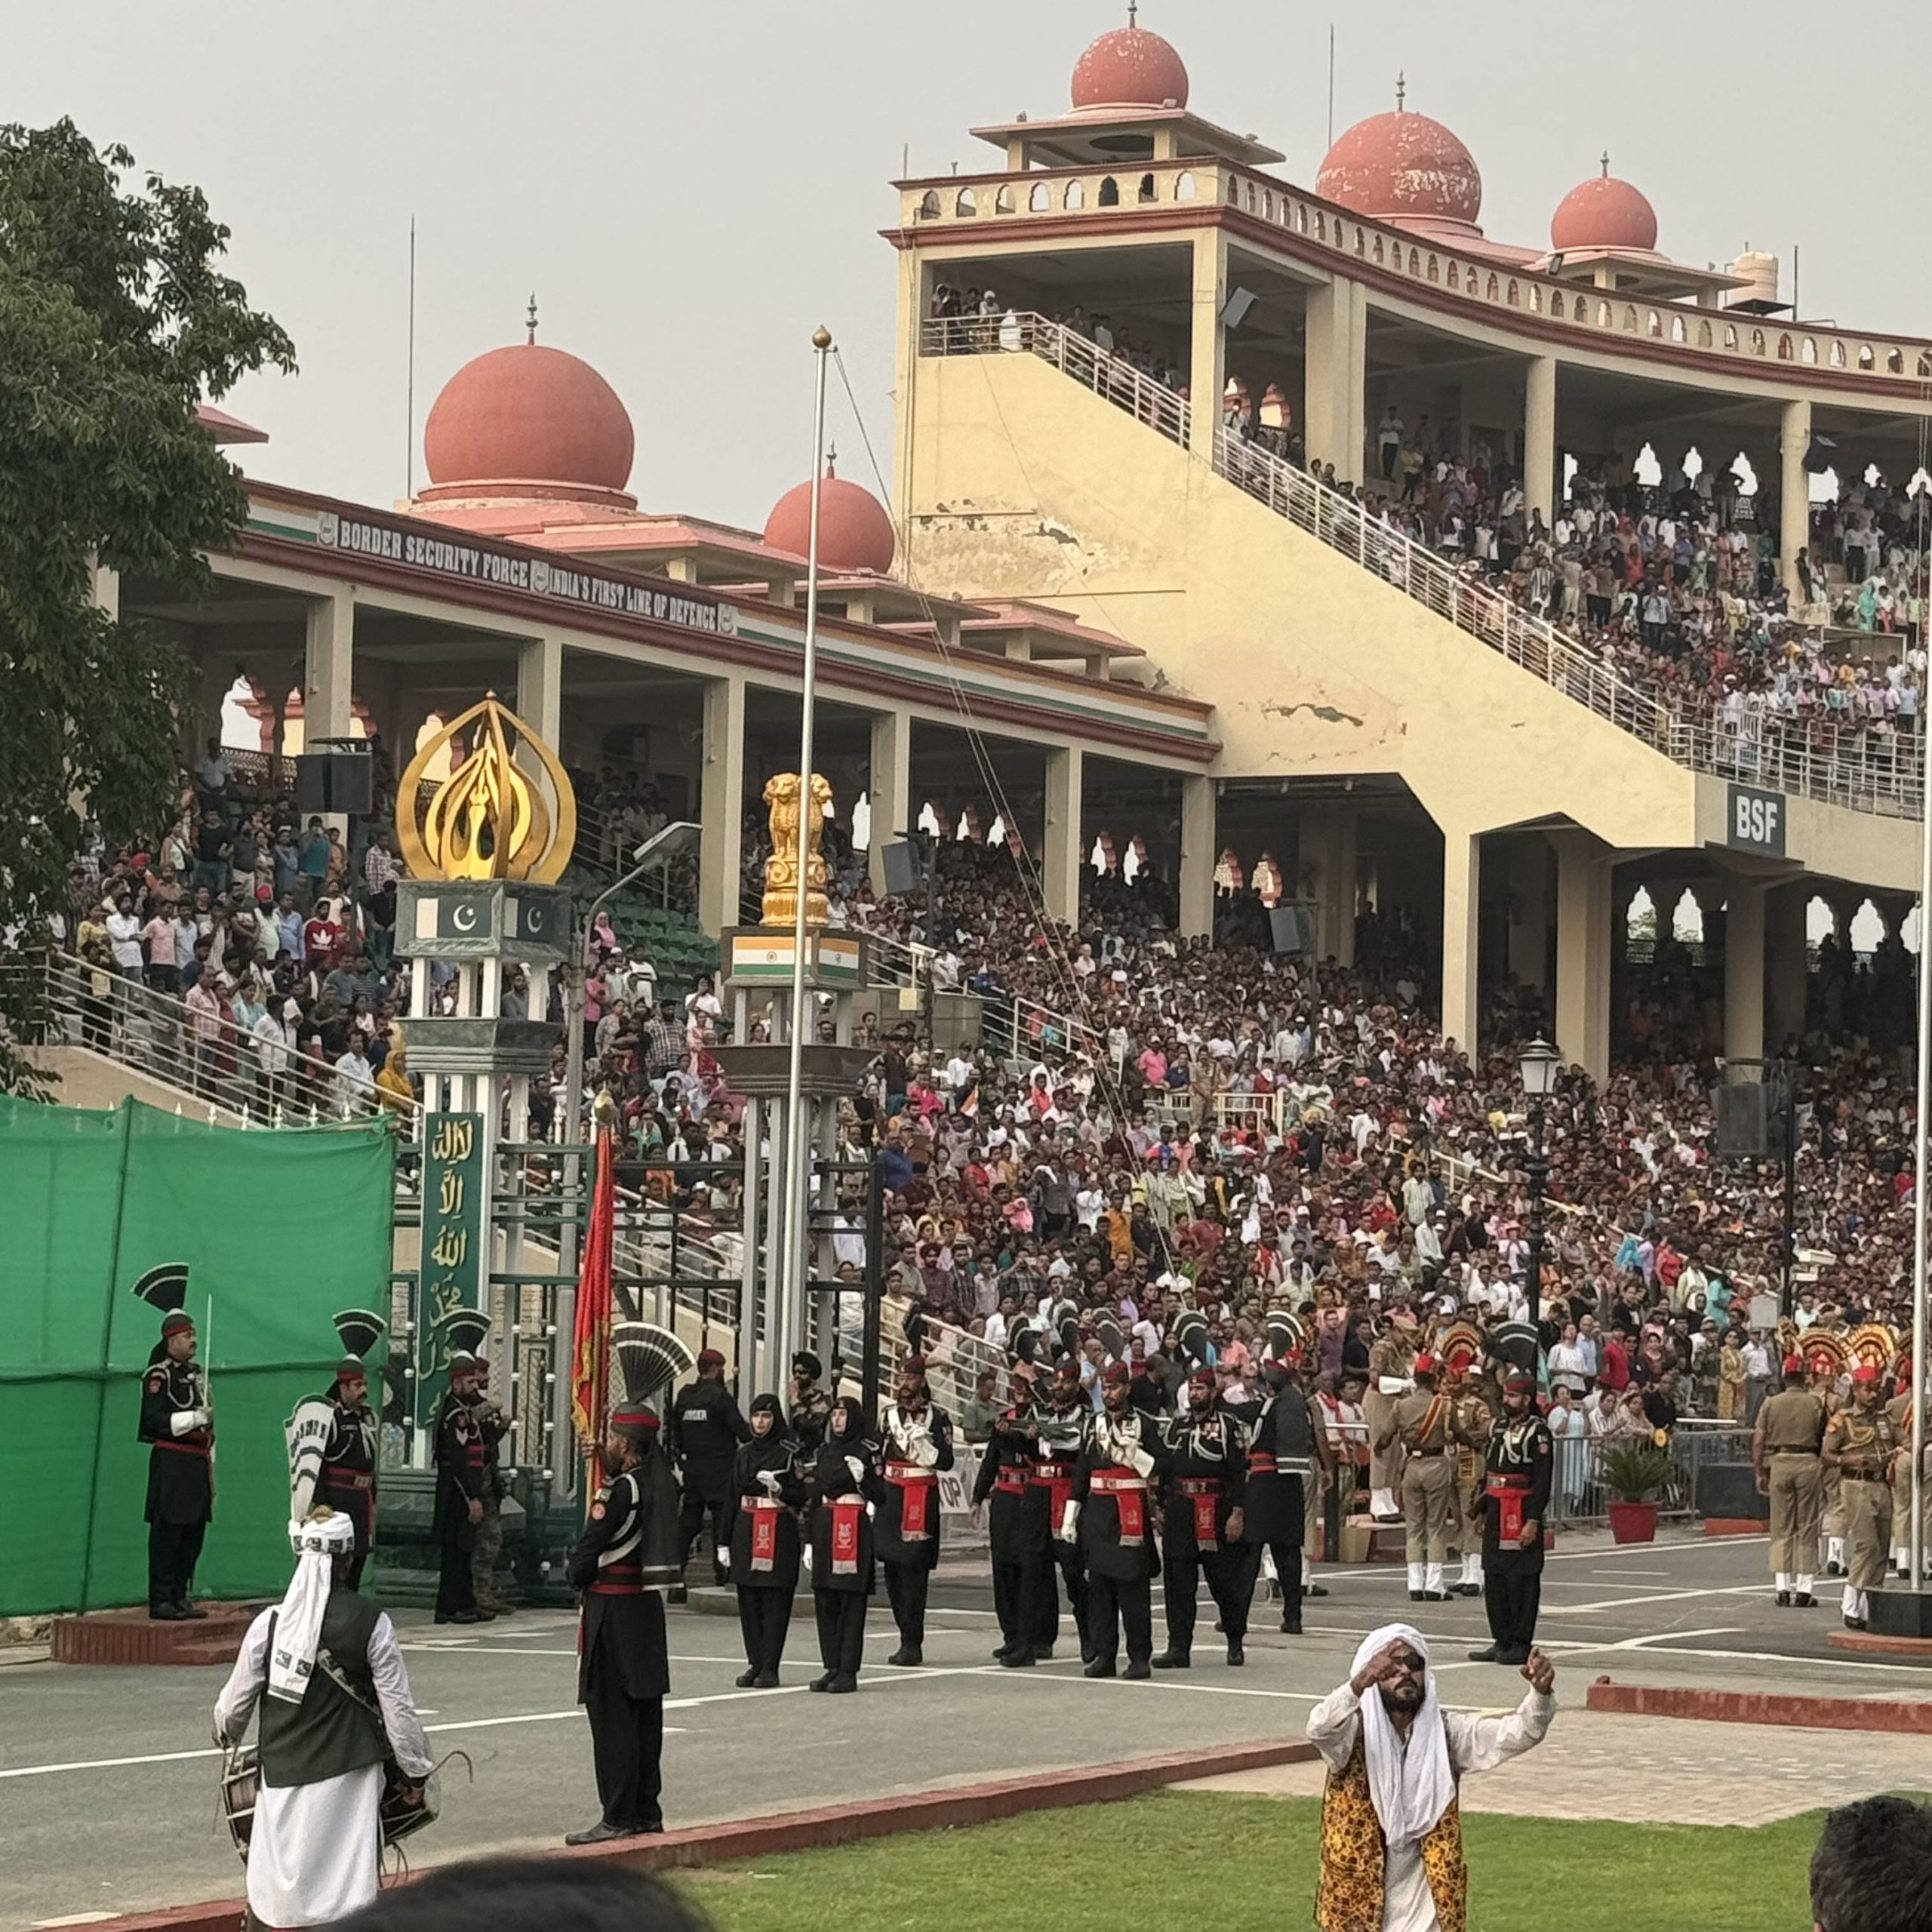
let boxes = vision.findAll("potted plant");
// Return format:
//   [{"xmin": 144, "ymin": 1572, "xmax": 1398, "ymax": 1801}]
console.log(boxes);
[{"xmin": 1601, "ymin": 1439, "xmax": 1673, "ymax": 1543}]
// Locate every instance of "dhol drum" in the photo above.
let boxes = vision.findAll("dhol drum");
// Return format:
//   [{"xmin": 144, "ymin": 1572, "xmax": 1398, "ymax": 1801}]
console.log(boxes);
[{"xmin": 218, "ymin": 1746, "xmax": 448, "ymax": 1863}]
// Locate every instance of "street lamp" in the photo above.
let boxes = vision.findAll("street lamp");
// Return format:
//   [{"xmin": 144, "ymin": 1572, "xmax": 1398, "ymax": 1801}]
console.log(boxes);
[{"xmin": 1517, "ymin": 1037, "xmax": 1561, "ymax": 1334}]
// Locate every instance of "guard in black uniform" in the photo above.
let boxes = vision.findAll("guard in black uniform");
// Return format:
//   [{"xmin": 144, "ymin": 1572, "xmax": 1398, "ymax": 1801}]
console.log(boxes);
[
  {"xmin": 668, "ymin": 1349, "xmax": 749, "ymax": 1586},
  {"xmin": 877, "ymin": 1355, "xmax": 955, "ymax": 1667},
  {"xmin": 431, "ymin": 1352, "xmax": 487, "ymax": 1625},
  {"xmin": 727, "ymin": 1393, "xmax": 807, "ymax": 1687},
  {"xmin": 1034, "ymin": 1359, "xmax": 1092, "ymax": 1660},
  {"xmin": 971, "ymin": 1366, "xmax": 1051, "ymax": 1667},
  {"xmin": 565, "ymin": 1404, "xmax": 674, "ymax": 1844},
  {"xmin": 807, "ymin": 1395, "xmax": 884, "ymax": 1692},
  {"xmin": 1155, "ymin": 1367, "xmax": 1249, "ymax": 1668},
  {"xmin": 1468, "ymin": 1370, "xmax": 1554, "ymax": 1664},
  {"xmin": 1064, "ymin": 1362, "xmax": 1171, "ymax": 1680},
  {"xmin": 140, "ymin": 1309, "xmax": 214, "ymax": 1620},
  {"xmin": 316, "ymin": 1359, "xmax": 378, "ymax": 1591},
  {"xmin": 1238, "ymin": 1356, "xmax": 1328, "ymax": 1635}
]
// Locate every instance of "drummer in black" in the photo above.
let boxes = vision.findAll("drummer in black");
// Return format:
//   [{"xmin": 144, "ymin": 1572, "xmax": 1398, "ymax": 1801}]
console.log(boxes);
[
  {"xmin": 971, "ymin": 1364, "xmax": 1051, "ymax": 1668},
  {"xmin": 1468, "ymin": 1370, "xmax": 1554, "ymax": 1665},
  {"xmin": 565, "ymin": 1404, "xmax": 673, "ymax": 1844},
  {"xmin": 1064, "ymin": 1363, "xmax": 1171, "ymax": 1680},
  {"xmin": 727, "ymin": 1393, "xmax": 807, "ymax": 1687},
  {"xmin": 1155, "ymin": 1367, "xmax": 1249, "ymax": 1668},
  {"xmin": 1238, "ymin": 1355, "xmax": 1331, "ymax": 1636},
  {"xmin": 140, "ymin": 1309, "xmax": 214, "ymax": 1620},
  {"xmin": 1034, "ymin": 1358, "xmax": 1093, "ymax": 1661},
  {"xmin": 807, "ymin": 1395, "xmax": 884, "ymax": 1693}
]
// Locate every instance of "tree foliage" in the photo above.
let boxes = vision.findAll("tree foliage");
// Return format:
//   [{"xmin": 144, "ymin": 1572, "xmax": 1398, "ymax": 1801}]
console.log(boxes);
[{"xmin": 0, "ymin": 118, "xmax": 294, "ymax": 1088}]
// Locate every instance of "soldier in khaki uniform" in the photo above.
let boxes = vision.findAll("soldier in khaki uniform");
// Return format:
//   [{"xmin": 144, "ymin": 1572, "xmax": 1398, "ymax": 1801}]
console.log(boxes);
[
  {"xmin": 1752, "ymin": 1353, "xmax": 1826, "ymax": 1608},
  {"xmin": 1822, "ymin": 1366, "xmax": 1900, "ymax": 1629},
  {"xmin": 1377, "ymin": 1352, "xmax": 1459, "ymax": 1601},
  {"xmin": 1440, "ymin": 1339, "xmax": 1491, "ymax": 1596},
  {"xmin": 1884, "ymin": 1367, "xmax": 1930, "ymax": 1580},
  {"xmin": 1364, "ymin": 1311, "xmax": 1417, "ymax": 1521},
  {"xmin": 1811, "ymin": 1352, "xmax": 1849, "ymax": 1577}
]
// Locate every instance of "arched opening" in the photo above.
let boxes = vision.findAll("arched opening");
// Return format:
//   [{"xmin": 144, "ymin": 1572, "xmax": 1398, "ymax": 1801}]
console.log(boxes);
[
  {"xmin": 219, "ymin": 675, "xmax": 269, "ymax": 754},
  {"xmin": 1064, "ymin": 179, "xmax": 1084, "ymax": 211},
  {"xmin": 1097, "ymin": 176, "xmax": 1119, "ymax": 208},
  {"xmin": 918, "ymin": 190, "xmax": 940, "ymax": 219},
  {"xmin": 1137, "ymin": 172, "xmax": 1156, "ymax": 204},
  {"xmin": 1121, "ymin": 839, "xmax": 1143, "ymax": 883},
  {"xmin": 1730, "ymin": 452, "xmax": 1759, "ymax": 497},
  {"xmin": 1670, "ymin": 888, "xmax": 1705, "ymax": 946},
  {"xmin": 1850, "ymin": 898, "xmax": 1884, "ymax": 955},
  {"xmin": 1029, "ymin": 181, "xmax": 1051, "ymax": 213},
  {"xmin": 1633, "ymin": 441, "xmax": 1663, "ymax": 488},
  {"xmin": 916, "ymin": 800, "xmax": 944, "ymax": 838},
  {"xmin": 986, "ymin": 811, "xmax": 1008, "ymax": 848},
  {"xmin": 1174, "ymin": 170, "xmax": 1196, "ymax": 202},
  {"xmin": 955, "ymin": 187, "xmax": 977, "ymax": 217},
  {"xmin": 994, "ymin": 183, "xmax": 1014, "ymax": 214},
  {"xmin": 412, "ymin": 711, "xmax": 454, "ymax": 782},
  {"xmin": 850, "ymin": 790, "xmax": 872, "ymax": 851},
  {"xmin": 1625, "ymin": 886, "xmax": 1657, "ymax": 958}
]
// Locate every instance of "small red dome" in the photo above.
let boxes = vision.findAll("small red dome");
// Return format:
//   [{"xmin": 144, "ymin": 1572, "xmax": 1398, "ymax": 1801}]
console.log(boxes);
[
  {"xmin": 1317, "ymin": 109, "xmax": 1482, "ymax": 226},
  {"xmin": 764, "ymin": 465, "xmax": 897, "ymax": 575},
  {"xmin": 1551, "ymin": 170, "xmax": 1658, "ymax": 253},
  {"xmin": 1071, "ymin": 24, "xmax": 1189, "ymax": 111},
  {"xmin": 423, "ymin": 340, "xmax": 634, "ymax": 496}
]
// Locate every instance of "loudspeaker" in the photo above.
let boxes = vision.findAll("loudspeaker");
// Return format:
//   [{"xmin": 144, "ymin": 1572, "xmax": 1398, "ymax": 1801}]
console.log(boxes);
[
  {"xmin": 1712, "ymin": 1081, "xmax": 1769, "ymax": 1160},
  {"xmin": 879, "ymin": 839, "xmax": 924, "ymax": 897},
  {"xmin": 1694, "ymin": 1462, "xmax": 1768, "ymax": 1522},
  {"xmin": 1267, "ymin": 903, "xmax": 1312, "ymax": 955},
  {"xmin": 296, "ymin": 740, "xmax": 374, "ymax": 816},
  {"xmin": 1220, "ymin": 286, "xmax": 1258, "ymax": 331}
]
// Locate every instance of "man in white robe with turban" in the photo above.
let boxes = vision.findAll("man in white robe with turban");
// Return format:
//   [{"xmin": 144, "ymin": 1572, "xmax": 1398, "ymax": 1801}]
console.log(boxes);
[
  {"xmin": 215, "ymin": 1510, "xmax": 434, "ymax": 1929},
  {"xmin": 1306, "ymin": 1623, "xmax": 1555, "ymax": 1930}
]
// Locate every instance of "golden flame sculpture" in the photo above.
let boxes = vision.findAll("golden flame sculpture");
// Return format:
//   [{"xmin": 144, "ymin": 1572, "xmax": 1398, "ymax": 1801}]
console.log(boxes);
[
  {"xmin": 761, "ymin": 771, "xmax": 832, "ymax": 929},
  {"xmin": 396, "ymin": 694, "xmax": 577, "ymax": 884}
]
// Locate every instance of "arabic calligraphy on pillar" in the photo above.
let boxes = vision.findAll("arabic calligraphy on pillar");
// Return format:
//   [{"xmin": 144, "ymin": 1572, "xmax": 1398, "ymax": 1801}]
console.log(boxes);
[{"xmin": 396, "ymin": 694, "xmax": 577, "ymax": 884}]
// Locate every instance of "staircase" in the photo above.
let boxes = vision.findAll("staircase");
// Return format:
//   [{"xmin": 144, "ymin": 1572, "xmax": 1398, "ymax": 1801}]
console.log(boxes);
[{"xmin": 920, "ymin": 312, "xmax": 1924, "ymax": 821}]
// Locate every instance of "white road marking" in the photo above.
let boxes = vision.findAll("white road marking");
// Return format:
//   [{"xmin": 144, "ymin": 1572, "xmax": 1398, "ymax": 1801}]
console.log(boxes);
[{"xmin": 1542, "ymin": 1585, "xmax": 1770, "ymax": 1617}]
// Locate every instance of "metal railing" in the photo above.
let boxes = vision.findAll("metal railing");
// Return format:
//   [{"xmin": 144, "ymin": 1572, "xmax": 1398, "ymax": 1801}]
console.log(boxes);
[
  {"xmin": 15, "ymin": 949, "xmax": 401, "ymax": 1126},
  {"xmin": 921, "ymin": 311, "xmax": 1191, "ymax": 449},
  {"xmin": 1552, "ymin": 1420, "xmax": 1756, "ymax": 1525},
  {"xmin": 923, "ymin": 309, "xmax": 1924, "ymax": 820}
]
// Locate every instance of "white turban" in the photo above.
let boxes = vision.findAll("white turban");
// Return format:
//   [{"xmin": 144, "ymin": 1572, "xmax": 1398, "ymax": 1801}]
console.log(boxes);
[
  {"xmin": 268, "ymin": 1511, "xmax": 356, "ymax": 1706},
  {"xmin": 1349, "ymin": 1622, "xmax": 1454, "ymax": 1850}
]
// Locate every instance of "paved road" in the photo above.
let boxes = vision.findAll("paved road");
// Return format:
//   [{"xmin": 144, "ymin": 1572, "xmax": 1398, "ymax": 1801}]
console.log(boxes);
[{"xmin": 2, "ymin": 1531, "xmax": 1924, "ymax": 1930}]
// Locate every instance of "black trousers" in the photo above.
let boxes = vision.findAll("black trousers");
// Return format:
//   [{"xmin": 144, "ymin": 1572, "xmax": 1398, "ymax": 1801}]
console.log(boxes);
[
  {"xmin": 882, "ymin": 1561, "xmax": 929, "ymax": 1648},
  {"xmin": 992, "ymin": 1540, "xmax": 1049, "ymax": 1654},
  {"xmin": 583, "ymin": 1666, "xmax": 663, "ymax": 1831},
  {"xmin": 1238, "ymin": 1540, "xmax": 1304, "ymax": 1632},
  {"xmin": 435, "ymin": 1510, "xmax": 475, "ymax": 1617},
  {"xmin": 678, "ymin": 1488, "xmax": 731, "ymax": 1582},
  {"xmin": 1087, "ymin": 1570, "xmax": 1152, "ymax": 1667},
  {"xmin": 1484, "ymin": 1563, "xmax": 1541, "ymax": 1654},
  {"xmin": 147, "ymin": 1518, "xmax": 206, "ymax": 1610},
  {"xmin": 814, "ymin": 1588, "xmax": 867, "ymax": 1678},
  {"xmin": 737, "ymin": 1586, "xmax": 792, "ymax": 1675},
  {"xmin": 1037, "ymin": 1539, "xmax": 1089, "ymax": 1652},
  {"xmin": 1164, "ymin": 1536, "xmax": 1246, "ymax": 1651}
]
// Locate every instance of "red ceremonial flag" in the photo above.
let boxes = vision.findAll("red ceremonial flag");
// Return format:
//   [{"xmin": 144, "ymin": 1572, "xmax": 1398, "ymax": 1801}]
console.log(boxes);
[{"xmin": 570, "ymin": 1127, "xmax": 617, "ymax": 1478}]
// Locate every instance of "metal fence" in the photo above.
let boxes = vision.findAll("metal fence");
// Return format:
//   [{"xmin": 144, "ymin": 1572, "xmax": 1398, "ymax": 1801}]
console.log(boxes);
[{"xmin": 1550, "ymin": 1420, "xmax": 1756, "ymax": 1525}]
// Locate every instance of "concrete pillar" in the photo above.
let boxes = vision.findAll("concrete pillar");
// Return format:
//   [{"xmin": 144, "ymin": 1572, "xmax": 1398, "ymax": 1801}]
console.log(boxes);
[
  {"xmin": 1305, "ymin": 276, "xmax": 1367, "ymax": 481},
  {"xmin": 1780, "ymin": 398, "xmax": 1812, "ymax": 597},
  {"xmin": 1186, "ymin": 231, "xmax": 1227, "ymax": 465},
  {"xmin": 698, "ymin": 675, "xmax": 746, "ymax": 937},
  {"xmin": 1524, "ymin": 355, "xmax": 1558, "ymax": 528},
  {"xmin": 1511, "ymin": 838, "xmax": 1552, "ymax": 991},
  {"xmin": 1041, "ymin": 744, "xmax": 1085, "ymax": 928},
  {"xmin": 89, "ymin": 560, "xmax": 120, "ymax": 621},
  {"xmin": 1178, "ymin": 774, "xmax": 1216, "ymax": 941},
  {"xmin": 866, "ymin": 708, "xmax": 912, "ymax": 897},
  {"xmin": 1724, "ymin": 879, "xmax": 1767, "ymax": 1066},
  {"xmin": 1764, "ymin": 886, "xmax": 1807, "ymax": 1051},
  {"xmin": 303, "ymin": 586, "xmax": 355, "ymax": 742},
  {"xmin": 1440, "ymin": 827, "xmax": 1481, "ymax": 1056},
  {"xmin": 516, "ymin": 633, "xmax": 563, "ymax": 748},
  {"xmin": 1554, "ymin": 831, "xmax": 1612, "ymax": 1084},
  {"xmin": 1303, "ymin": 804, "xmax": 1358, "ymax": 964}
]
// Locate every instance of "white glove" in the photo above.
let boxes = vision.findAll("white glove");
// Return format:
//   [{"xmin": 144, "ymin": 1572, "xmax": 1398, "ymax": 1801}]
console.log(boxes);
[
  {"xmin": 1125, "ymin": 1444, "xmax": 1155, "ymax": 1478},
  {"xmin": 172, "ymin": 1409, "xmax": 208, "ymax": 1437},
  {"xmin": 844, "ymin": 1455, "xmax": 866, "ymax": 1488},
  {"xmin": 909, "ymin": 1435, "xmax": 940, "ymax": 1469},
  {"xmin": 755, "ymin": 1469, "xmax": 781, "ymax": 1494},
  {"xmin": 1058, "ymin": 1500, "xmax": 1081, "ymax": 1543},
  {"xmin": 717, "ymin": 1546, "xmax": 731, "ymax": 1571}
]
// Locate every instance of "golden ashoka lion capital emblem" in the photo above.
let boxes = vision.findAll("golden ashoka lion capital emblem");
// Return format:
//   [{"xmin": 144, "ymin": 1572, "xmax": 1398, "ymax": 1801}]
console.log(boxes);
[
  {"xmin": 397, "ymin": 693, "xmax": 577, "ymax": 884},
  {"xmin": 761, "ymin": 771, "xmax": 832, "ymax": 929}
]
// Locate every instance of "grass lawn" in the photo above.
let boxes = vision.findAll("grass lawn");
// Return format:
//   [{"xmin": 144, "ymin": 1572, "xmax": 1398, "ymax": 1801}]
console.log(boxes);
[{"xmin": 676, "ymin": 1790, "xmax": 1826, "ymax": 1931}]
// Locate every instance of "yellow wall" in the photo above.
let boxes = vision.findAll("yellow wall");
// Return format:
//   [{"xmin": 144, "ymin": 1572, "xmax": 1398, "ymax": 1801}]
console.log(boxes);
[{"xmin": 901, "ymin": 347, "xmax": 1921, "ymax": 894}]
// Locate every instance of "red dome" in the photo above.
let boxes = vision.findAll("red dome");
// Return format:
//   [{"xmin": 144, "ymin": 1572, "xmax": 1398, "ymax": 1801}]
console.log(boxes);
[
  {"xmin": 764, "ymin": 465, "xmax": 897, "ymax": 575},
  {"xmin": 1317, "ymin": 109, "xmax": 1482, "ymax": 226},
  {"xmin": 1551, "ymin": 171, "xmax": 1658, "ymax": 253},
  {"xmin": 1070, "ymin": 24, "xmax": 1189, "ymax": 111},
  {"xmin": 423, "ymin": 341, "xmax": 635, "ymax": 497}
]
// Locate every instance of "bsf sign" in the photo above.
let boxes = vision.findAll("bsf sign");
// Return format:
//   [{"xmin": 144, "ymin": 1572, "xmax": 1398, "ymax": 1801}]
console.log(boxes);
[{"xmin": 1727, "ymin": 784, "xmax": 1786, "ymax": 856}]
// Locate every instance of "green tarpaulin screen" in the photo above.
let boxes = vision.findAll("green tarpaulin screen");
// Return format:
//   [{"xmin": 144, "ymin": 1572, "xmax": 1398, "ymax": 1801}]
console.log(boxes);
[{"xmin": 0, "ymin": 1094, "xmax": 396, "ymax": 1615}]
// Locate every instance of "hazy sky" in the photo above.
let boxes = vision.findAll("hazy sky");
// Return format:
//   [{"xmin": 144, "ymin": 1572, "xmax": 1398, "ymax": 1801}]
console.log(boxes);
[{"xmin": 15, "ymin": 1, "xmax": 1929, "ymax": 531}]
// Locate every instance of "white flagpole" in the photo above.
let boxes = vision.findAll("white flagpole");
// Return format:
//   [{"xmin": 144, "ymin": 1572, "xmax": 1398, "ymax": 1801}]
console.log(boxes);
[{"xmin": 781, "ymin": 327, "xmax": 834, "ymax": 1373}]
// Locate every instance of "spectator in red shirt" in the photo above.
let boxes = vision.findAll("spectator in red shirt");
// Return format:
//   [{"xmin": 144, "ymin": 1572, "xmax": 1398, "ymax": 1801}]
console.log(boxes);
[{"xmin": 302, "ymin": 897, "xmax": 346, "ymax": 971}]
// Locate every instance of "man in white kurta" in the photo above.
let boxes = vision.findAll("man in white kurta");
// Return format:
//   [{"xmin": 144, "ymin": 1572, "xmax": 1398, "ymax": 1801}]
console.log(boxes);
[
  {"xmin": 215, "ymin": 1512, "xmax": 433, "ymax": 1930},
  {"xmin": 1306, "ymin": 1623, "xmax": 1555, "ymax": 1931}
]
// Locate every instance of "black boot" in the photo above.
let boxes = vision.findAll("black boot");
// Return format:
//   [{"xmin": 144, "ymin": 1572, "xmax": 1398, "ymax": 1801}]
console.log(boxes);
[
  {"xmin": 1083, "ymin": 1658, "xmax": 1116, "ymax": 1679},
  {"xmin": 1226, "ymin": 1641, "xmax": 1245, "ymax": 1666},
  {"xmin": 888, "ymin": 1645, "xmax": 922, "ymax": 1667},
  {"xmin": 735, "ymin": 1668, "xmax": 758, "ymax": 1687},
  {"xmin": 1151, "ymin": 1649, "xmax": 1190, "ymax": 1669}
]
